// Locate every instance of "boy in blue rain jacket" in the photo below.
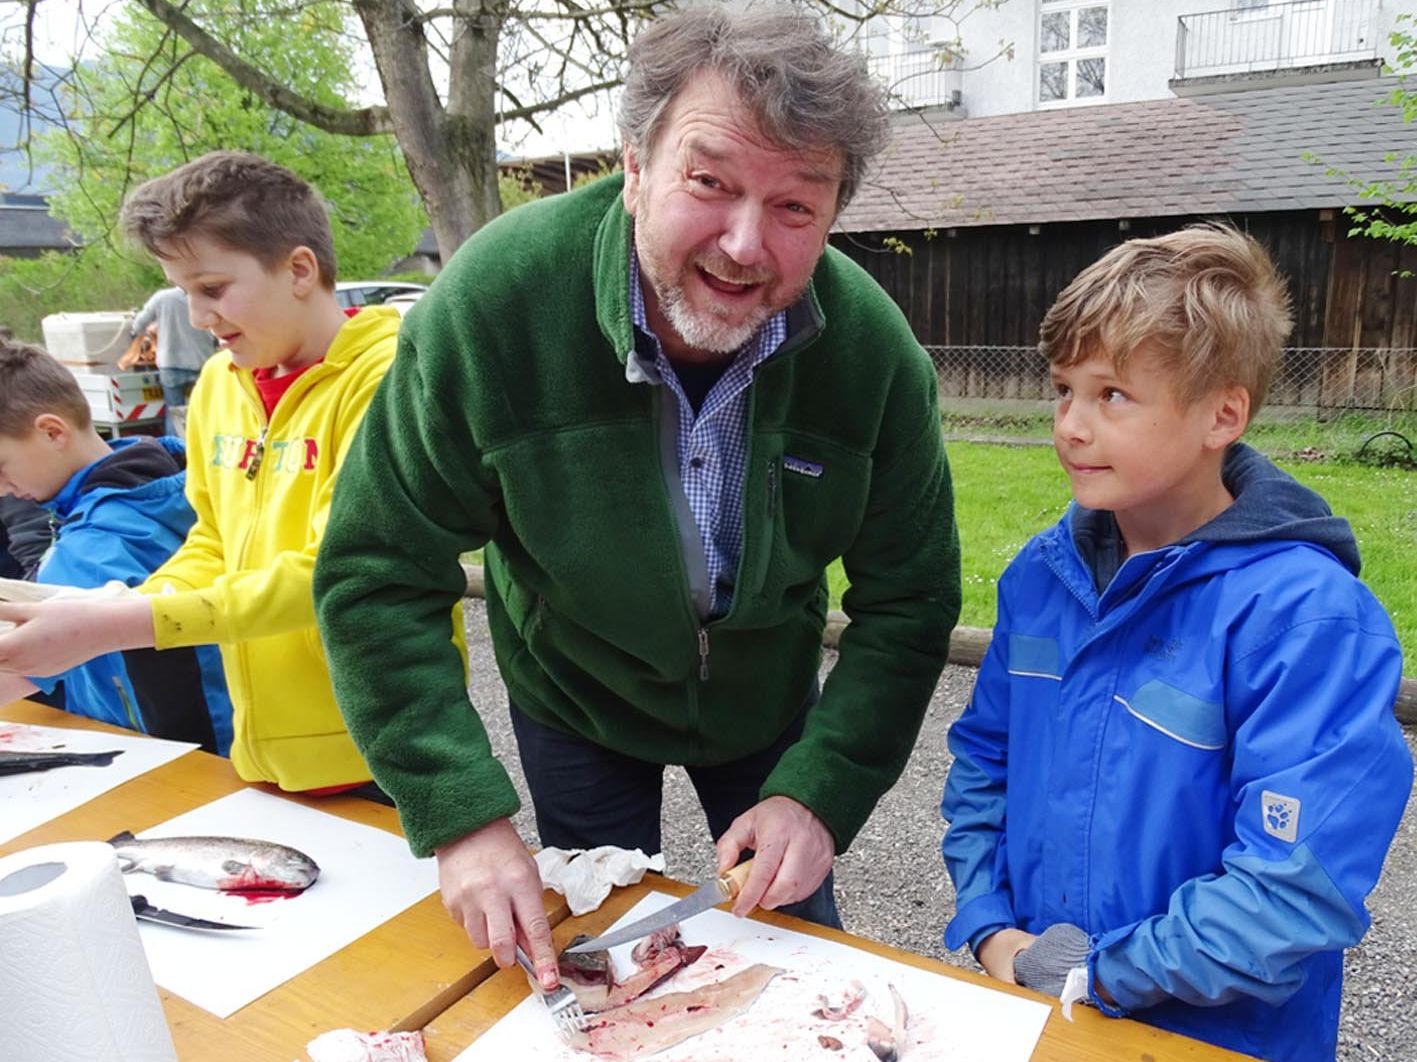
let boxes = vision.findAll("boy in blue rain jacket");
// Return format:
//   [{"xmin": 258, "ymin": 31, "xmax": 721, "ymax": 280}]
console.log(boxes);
[
  {"xmin": 0, "ymin": 339, "xmax": 231, "ymax": 752},
  {"xmin": 941, "ymin": 225, "xmax": 1411, "ymax": 1062}
]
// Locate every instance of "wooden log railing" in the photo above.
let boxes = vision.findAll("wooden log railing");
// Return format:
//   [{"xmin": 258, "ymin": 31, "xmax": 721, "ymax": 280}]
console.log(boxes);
[{"xmin": 461, "ymin": 564, "xmax": 1417, "ymax": 727}]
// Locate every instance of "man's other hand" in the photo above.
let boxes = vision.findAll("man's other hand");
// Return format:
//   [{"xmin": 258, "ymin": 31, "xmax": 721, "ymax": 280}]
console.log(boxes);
[
  {"xmin": 434, "ymin": 817, "xmax": 559, "ymax": 990},
  {"xmin": 715, "ymin": 795, "xmax": 835, "ymax": 917}
]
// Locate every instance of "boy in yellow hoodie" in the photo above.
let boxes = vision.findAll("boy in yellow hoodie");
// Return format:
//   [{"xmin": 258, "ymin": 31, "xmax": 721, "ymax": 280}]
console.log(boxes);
[{"xmin": 0, "ymin": 151, "xmax": 400, "ymax": 793}]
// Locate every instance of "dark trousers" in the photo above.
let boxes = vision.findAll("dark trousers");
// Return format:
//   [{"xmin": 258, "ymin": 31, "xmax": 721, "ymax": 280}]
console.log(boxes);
[
  {"xmin": 157, "ymin": 367, "xmax": 200, "ymax": 437},
  {"xmin": 509, "ymin": 690, "xmax": 842, "ymax": 930}
]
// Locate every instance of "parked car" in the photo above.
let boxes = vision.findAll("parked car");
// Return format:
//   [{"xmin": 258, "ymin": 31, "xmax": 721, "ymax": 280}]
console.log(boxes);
[
  {"xmin": 334, "ymin": 281, "xmax": 428, "ymax": 310},
  {"xmin": 384, "ymin": 291, "xmax": 426, "ymax": 316}
]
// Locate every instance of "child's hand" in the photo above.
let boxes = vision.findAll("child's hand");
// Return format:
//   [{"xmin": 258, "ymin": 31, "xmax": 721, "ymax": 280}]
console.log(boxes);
[
  {"xmin": 975, "ymin": 927, "xmax": 1037, "ymax": 983},
  {"xmin": 1013, "ymin": 922, "xmax": 1091, "ymax": 997},
  {"xmin": 0, "ymin": 598, "xmax": 155, "ymax": 677}
]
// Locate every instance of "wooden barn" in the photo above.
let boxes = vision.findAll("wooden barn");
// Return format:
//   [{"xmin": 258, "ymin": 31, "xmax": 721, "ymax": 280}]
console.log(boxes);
[{"xmin": 833, "ymin": 77, "xmax": 1417, "ymax": 414}]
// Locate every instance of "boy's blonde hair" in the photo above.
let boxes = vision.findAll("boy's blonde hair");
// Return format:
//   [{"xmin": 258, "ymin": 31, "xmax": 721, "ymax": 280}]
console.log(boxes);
[
  {"xmin": 119, "ymin": 151, "xmax": 337, "ymax": 290},
  {"xmin": 0, "ymin": 339, "xmax": 92, "ymax": 436},
  {"xmin": 1039, "ymin": 224, "xmax": 1293, "ymax": 414}
]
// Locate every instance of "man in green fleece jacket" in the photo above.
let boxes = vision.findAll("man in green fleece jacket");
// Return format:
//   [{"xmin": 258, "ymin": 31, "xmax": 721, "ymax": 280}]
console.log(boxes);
[{"xmin": 315, "ymin": 2, "xmax": 960, "ymax": 991}]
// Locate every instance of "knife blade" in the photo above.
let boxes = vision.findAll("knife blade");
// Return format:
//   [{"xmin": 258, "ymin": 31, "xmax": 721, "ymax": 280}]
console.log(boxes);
[
  {"xmin": 563, "ymin": 859, "xmax": 754, "ymax": 954},
  {"xmin": 129, "ymin": 893, "xmax": 257, "ymax": 932}
]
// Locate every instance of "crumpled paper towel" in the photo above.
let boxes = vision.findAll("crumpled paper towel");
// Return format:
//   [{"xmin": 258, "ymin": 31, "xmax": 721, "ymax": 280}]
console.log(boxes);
[
  {"xmin": 535, "ymin": 846, "xmax": 666, "ymax": 915},
  {"xmin": 1059, "ymin": 965, "xmax": 1090, "ymax": 1021},
  {"xmin": 303, "ymin": 1029, "xmax": 426, "ymax": 1062}
]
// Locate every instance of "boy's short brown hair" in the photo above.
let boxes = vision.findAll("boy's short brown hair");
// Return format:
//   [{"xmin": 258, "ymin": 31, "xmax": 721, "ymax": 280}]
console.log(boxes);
[
  {"xmin": 0, "ymin": 339, "xmax": 92, "ymax": 436},
  {"xmin": 119, "ymin": 151, "xmax": 337, "ymax": 289},
  {"xmin": 1039, "ymin": 224, "xmax": 1293, "ymax": 415}
]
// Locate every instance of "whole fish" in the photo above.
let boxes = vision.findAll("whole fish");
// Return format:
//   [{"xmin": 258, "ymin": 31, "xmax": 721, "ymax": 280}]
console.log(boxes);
[
  {"xmin": 0, "ymin": 748, "xmax": 123, "ymax": 775},
  {"xmin": 108, "ymin": 831, "xmax": 320, "ymax": 893}
]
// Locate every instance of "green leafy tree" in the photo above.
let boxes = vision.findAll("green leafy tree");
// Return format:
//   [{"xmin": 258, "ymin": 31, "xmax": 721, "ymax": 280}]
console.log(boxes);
[
  {"xmin": 1342, "ymin": 14, "xmax": 1417, "ymax": 251},
  {"xmin": 0, "ymin": 251, "xmax": 161, "ymax": 343},
  {"xmin": 37, "ymin": 0, "xmax": 424, "ymax": 279},
  {"xmin": 5, "ymin": 0, "xmax": 1011, "ymax": 267}
]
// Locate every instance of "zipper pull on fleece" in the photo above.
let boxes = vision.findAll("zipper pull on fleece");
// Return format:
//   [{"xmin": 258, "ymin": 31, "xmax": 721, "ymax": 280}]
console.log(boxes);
[
  {"xmin": 244, "ymin": 426, "xmax": 269, "ymax": 482},
  {"xmin": 697, "ymin": 628, "xmax": 710, "ymax": 682}
]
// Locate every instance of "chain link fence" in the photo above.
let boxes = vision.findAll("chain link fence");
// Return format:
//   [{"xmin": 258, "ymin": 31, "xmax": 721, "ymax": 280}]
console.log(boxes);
[{"xmin": 928, "ymin": 345, "xmax": 1417, "ymax": 460}]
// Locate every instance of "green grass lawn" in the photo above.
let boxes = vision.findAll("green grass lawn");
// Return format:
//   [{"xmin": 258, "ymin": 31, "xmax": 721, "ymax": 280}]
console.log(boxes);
[
  {"xmin": 827, "ymin": 441, "xmax": 1417, "ymax": 661},
  {"xmin": 942, "ymin": 409, "xmax": 1417, "ymax": 464}
]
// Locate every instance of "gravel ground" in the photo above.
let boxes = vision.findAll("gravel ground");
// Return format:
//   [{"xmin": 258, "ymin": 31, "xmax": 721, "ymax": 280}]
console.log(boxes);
[{"xmin": 463, "ymin": 599, "xmax": 1417, "ymax": 1060}]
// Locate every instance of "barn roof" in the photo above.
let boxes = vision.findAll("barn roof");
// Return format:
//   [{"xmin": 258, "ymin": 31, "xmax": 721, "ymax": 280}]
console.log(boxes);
[
  {"xmin": 840, "ymin": 76, "xmax": 1417, "ymax": 233},
  {"xmin": 0, "ymin": 195, "xmax": 74, "ymax": 253}
]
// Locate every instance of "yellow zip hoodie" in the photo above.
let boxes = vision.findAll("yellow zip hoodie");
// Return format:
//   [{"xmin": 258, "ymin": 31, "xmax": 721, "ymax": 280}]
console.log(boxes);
[{"xmin": 142, "ymin": 307, "xmax": 399, "ymax": 789}]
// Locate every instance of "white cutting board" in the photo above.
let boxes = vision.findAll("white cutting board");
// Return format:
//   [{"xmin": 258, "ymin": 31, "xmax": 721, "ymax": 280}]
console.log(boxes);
[
  {"xmin": 123, "ymin": 788, "xmax": 439, "ymax": 1018},
  {"xmin": 0, "ymin": 721, "xmax": 196, "ymax": 845},
  {"xmin": 457, "ymin": 891, "xmax": 1052, "ymax": 1061}
]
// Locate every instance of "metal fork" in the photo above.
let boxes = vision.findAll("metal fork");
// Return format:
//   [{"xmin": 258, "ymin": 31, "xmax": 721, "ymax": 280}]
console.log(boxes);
[{"xmin": 514, "ymin": 945, "xmax": 588, "ymax": 1041}]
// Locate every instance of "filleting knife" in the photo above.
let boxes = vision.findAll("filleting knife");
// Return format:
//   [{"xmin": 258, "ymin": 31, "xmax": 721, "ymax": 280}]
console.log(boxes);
[
  {"xmin": 563, "ymin": 859, "xmax": 755, "ymax": 954},
  {"xmin": 129, "ymin": 893, "xmax": 256, "ymax": 932}
]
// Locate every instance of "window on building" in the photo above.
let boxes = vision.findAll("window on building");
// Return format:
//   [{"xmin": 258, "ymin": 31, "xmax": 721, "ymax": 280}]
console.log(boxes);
[{"xmin": 1038, "ymin": 1, "xmax": 1109, "ymax": 106}]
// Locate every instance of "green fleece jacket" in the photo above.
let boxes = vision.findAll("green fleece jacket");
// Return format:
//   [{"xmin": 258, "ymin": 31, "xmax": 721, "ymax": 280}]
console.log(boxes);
[{"xmin": 315, "ymin": 175, "xmax": 961, "ymax": 858}]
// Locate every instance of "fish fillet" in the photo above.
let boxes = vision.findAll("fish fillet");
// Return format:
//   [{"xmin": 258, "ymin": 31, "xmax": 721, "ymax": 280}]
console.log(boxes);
[{"xmin": 574, "ymin": 963, "xmax": 783, "ymax": 1059}]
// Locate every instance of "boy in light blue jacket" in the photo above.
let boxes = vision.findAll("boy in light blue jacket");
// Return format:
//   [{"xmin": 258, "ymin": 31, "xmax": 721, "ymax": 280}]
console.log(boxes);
[
  {"xmin": 941, "ymin": 225, "xmax": 1411, "ymax": 1062},
  {"xmin": 0, "ymin": 339, "xmax": 231, "ymax": 752}
]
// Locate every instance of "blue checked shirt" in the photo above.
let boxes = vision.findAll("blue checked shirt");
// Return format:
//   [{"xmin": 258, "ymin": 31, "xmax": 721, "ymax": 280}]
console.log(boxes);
[{"xmin": 628, "ymin": 252, "xmax": 787, "ymax": 617}]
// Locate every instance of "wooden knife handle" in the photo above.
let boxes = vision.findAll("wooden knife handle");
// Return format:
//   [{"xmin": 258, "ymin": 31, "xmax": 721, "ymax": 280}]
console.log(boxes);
[{"xmin": 718, "ymin": 858, "xmax": 755, "ymax": 902}]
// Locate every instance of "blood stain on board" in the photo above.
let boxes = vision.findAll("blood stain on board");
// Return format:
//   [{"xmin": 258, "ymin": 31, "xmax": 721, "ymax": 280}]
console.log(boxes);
[{"xmin": 226, "ymin": 889, "xmax": 303, "ymax": 905}]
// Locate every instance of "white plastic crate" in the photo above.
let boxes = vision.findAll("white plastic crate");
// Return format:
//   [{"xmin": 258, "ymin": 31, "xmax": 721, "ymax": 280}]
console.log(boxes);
[
  {"xmin": 41, "ymin": 311, "xmax": 135, "ymax": 369},
  {"xmin": 69, "ymin": 369, "xmax": 166, "ymax": 425}
]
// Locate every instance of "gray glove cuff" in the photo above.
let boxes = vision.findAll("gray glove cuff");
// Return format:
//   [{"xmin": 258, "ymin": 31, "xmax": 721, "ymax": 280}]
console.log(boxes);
[{"xmin": 1013, "ymin": 922, "xmax": 1091, "ymax": 998}]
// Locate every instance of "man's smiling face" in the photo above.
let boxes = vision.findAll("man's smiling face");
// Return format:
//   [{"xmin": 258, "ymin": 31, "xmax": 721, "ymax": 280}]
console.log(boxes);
[{"xmin": 622, "ymin": 69, "xmax": 843, "ymax": 363}]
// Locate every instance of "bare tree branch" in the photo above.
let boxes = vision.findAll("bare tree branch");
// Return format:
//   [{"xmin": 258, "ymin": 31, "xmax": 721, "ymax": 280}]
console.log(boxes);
[
  {"xmin": 108, "ymin": 48, "xmax": 197, "ymax": 139},
  {"xmin": 133, "ymin": 0, "xmax": 395, "ymax": 135},
  {"xmin": 416, "ymin": 0, "xmax": 665, "ymax": 26},
  {"xmin": 498, "ymin": 76, "xmax": 620, "ymax": 124},
  {"xmin": 21, "ymin": 0, "xmax": 36, "ymax": 110}
]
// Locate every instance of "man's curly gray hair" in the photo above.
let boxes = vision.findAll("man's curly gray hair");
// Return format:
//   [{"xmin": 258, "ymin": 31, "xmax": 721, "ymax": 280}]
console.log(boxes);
[{"xmin": 617, "ymin": 2, "xmax": 889, "ymax": 209}]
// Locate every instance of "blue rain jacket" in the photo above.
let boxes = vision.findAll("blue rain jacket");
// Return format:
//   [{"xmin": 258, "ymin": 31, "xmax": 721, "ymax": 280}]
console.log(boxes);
[
  {"xmin": 942, "ymin": 445, "xmax": 1411, "ymax": 1062},
  {"xmin": 34, "ymin": 437, "xmax": 232, "ymax": 753}
]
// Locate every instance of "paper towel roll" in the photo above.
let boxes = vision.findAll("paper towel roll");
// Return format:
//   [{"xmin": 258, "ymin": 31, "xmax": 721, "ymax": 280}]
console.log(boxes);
[{"xmin": 0, "ymin": 841, "xmax": 178, "ymax": 1062}]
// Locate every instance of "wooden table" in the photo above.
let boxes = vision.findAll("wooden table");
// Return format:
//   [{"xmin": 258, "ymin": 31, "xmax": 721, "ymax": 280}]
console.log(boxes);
[
  {"xmin": 5, "ymin": 701, "xmax": 1252, "ymax": 1061},
  {"xmin": 422, "ymin": 875, "xmax": 1253, "ymax": 1062},
  {"xmin": 0, "ymin": 701, "xmax": 556, "ymax": 1061}
]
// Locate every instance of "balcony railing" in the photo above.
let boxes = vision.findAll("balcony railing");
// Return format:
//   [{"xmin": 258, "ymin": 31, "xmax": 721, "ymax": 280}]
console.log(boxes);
[
  {"xmin": 1175, "ymin": 0, "xmax": 1378, "ymax": 81},
  {"xmin": 865, "ymin": 45, "xmax": 964, "ymax": 110}
]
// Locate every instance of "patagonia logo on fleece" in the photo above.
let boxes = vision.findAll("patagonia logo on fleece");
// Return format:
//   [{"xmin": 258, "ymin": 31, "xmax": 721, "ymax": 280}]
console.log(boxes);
[
  {"xmin": 211, "ymin": 434, "xmax": 320, "ymax": 474},
  {"xmin": 783, "ymin": 455, "xmax": 824, "ymax": 479}
]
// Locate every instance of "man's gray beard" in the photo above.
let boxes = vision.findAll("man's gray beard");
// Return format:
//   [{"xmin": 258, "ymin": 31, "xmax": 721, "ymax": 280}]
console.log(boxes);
[{"xmin": 657, "ymin": 276, "xmax": 773, "ymax": 356}]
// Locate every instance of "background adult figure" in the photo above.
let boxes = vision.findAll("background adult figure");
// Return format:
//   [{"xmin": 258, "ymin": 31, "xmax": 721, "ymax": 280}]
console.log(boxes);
[
  {"xmin": 131, "ymin": 286, "xmax": 217, "ymax": 435},
  {"xmin": 315, "ymin": 1, "xmax": 960, "ymax": 991}
]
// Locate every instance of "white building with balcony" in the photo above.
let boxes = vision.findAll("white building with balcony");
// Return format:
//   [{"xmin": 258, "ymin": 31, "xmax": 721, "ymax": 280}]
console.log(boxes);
[{"xmin": 860, "ymin": 0, "xmax": 1417, "ymax": 117}]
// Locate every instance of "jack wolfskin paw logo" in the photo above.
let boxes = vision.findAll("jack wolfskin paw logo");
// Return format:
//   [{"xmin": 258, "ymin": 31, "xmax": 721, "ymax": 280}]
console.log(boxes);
[{"xmin": 1261, "ymin": 790, "xmax": 1300, "ymax": 843}]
